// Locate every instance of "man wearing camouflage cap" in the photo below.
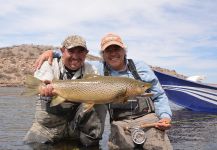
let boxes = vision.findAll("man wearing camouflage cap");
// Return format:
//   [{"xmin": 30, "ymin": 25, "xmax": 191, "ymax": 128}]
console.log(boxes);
[{"xmin": 24, "ymin": 35, "xmax": 107, "ymax": 147}]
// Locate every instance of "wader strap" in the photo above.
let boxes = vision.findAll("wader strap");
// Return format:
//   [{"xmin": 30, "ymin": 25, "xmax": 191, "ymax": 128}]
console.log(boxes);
[
  {"xmin": 104, "ymin": 59, "xmax": 141, "ymax": 80},
  {"xmin": 128, "ymin": 59, "xmax": 151, "ymax": 93},
  {"xmin": 103, "ymin": 61, "xmax": 110, "ymax": 76},
  {"xmin": 57, "ymin": 57, "xmax": 64, "ymax": 80},
  {"xmin": 127, "ymin": 59, "xmax": 154, "ymax": 112},
  {"xmin": 127, "ymin": 59, "xmax": 142, "ymax": 81}
]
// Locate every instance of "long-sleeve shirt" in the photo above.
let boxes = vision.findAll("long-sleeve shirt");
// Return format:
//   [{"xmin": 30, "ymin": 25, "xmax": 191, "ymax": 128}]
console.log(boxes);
[
  {"xmin": 54, "ymin": 50, "xmax": 172, "ymax": 119},
  {"xmin": 91, "ymin": 60, "xmax": 172, "ymax": 119}
]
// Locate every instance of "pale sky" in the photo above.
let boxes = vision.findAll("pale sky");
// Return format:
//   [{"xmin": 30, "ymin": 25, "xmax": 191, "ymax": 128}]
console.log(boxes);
[{"xmin": 0, "ymin": 0, "xmax": 217, "ymax": 83}]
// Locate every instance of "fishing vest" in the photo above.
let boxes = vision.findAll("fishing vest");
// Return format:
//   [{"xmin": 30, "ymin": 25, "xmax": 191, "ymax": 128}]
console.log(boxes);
[
  {"xmin": 104, "ymin": 59, "xmax": 155, "ymax": 121},
  {"xmin": 43, "ymin": 58, "xmax": 98, "ymax": 117}
]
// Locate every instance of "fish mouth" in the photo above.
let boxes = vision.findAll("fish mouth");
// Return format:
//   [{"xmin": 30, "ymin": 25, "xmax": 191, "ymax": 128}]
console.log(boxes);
[{"xmin": 143, "ymin": 83, "xmax": 152, "ymax": 89}]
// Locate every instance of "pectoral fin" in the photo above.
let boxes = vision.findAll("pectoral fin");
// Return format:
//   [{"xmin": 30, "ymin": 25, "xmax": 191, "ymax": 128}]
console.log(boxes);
[
  {"xmin": 50, "ymin": 96, "xmax": 66, "ymax": 107},
  {"xmin": 113, "ymin": 88, "xmax": 128, "ymax": 103},
  {"xmin": 83, "ymin": 103, "xmax": 95, "ymax": 113},
  {"xmin": 123, "ymin": 97, "xmax": 128, "ymax": 103}
]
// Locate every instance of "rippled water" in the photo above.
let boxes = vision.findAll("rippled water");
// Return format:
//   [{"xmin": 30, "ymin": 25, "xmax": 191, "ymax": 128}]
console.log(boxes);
[{"xmin": 0, "ymin": 87, "xmax": 216, "ymax": 150}]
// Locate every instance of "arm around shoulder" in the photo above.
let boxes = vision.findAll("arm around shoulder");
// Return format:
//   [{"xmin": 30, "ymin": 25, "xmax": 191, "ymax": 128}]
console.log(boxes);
[{"xmin": 34, "ymin": 61, "xmax": 54, "ymax": 81}]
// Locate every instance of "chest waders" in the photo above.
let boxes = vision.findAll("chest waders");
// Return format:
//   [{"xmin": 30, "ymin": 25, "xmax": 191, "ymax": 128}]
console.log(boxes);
[
  {"xmin": 104, "ymin": 59, "xmax": 155, "ymax": 122},
  {"xmin": 45, "ymin": 58, "xmax": 81, "ymax": 119}
]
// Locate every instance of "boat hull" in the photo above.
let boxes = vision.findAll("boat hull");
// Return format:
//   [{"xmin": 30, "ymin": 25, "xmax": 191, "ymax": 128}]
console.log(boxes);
[{"xmin": 154, "ymin": 70, "xmax": 217, "ymax": 113}]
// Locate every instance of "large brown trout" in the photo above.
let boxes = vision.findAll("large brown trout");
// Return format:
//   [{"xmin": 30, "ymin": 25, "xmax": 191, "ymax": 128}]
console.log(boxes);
[{"xmin": 24, "ymin": 74, "xmax": 152, "ymax": 112}]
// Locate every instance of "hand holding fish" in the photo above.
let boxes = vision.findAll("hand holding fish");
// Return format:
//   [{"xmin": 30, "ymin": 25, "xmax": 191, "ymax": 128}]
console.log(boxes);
[{"xmin": 39, "ymin": 82, "xmax": 55, "ymax": 97}]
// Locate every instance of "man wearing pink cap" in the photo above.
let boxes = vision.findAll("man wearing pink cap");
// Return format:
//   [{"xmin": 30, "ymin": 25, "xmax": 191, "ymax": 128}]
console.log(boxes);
[{"xmin": 35, "ymin": 33, "xmax": 172, "ymax": 149}]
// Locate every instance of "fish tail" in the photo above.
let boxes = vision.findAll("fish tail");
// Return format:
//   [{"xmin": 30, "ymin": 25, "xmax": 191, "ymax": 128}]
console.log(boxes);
[{"xmin": 21, "ymin": 75, "xmax": 41, "ymax": 96}]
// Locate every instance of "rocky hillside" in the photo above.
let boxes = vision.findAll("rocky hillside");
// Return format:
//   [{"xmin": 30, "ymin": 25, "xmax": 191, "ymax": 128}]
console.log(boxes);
[
  {"xmin": 151, "ymin": 66, "xmax": 187, "ymax": 79},
  {"xmin": 0, "ymin": 44, "xmax": 186, "ymax": 87},
  {"xmin": 0, "ymin": 44, "xmax": 101, "ymax": 87}
]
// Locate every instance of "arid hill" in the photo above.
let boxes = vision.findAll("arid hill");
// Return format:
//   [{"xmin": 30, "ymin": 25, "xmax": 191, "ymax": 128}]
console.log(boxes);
[{"xmin": 0, "ymin": 44, "xmax": 186, "ymax": 87}]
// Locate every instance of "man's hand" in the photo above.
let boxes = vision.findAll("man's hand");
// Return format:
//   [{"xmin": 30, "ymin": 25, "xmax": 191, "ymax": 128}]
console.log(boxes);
[
  {"xmin": 39, "ymin": 81, "xmax": 55, "ymax": 97},
  {"xmin": 155, "ymin": 118, "xmax": 171, "ymax": 131},
  {"xmin": 34, "ymin": 50, "xmax": 53, "ymax": 70}
]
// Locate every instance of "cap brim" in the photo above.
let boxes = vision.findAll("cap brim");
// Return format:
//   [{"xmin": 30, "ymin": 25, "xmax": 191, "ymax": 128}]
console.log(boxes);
[
  {"xmin": 101, "ymin": 41, "xmax": 124, "ymax": 51},
  {"xmin": 66, "ymin": 45, "xmax": 88, "ymax": 52}
]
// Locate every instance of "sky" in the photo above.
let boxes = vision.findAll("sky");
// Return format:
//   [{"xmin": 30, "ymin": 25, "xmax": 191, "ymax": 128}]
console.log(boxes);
[{"xmin": 0, "ymin": 0, "xmax": 217, "ymax": 83}]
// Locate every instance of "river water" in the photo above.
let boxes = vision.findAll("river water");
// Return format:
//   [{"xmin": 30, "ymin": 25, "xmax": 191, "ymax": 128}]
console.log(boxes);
[{"xmin": 0, "ymin": 87, "xmax": 216, "ymax": 150}]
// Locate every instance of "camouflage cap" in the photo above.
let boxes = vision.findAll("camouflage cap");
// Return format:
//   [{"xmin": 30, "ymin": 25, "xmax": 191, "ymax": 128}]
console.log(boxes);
[
  {"xmin": 62, "ymin": 35, "xmax": 88, "ymax": 51},
  {"xmin": 101, "ymin": 33, "xmax": 125, "ymax": 51}
]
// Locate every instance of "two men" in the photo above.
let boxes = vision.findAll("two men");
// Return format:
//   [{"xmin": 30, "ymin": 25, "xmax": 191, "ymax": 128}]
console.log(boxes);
[
  {"xmin": 31, "ymin": 33, "xmax": 173, "ymax": 149},
  {"xmin": 24, "ymin": 35, "xmax": 107, "ymax": 146}
]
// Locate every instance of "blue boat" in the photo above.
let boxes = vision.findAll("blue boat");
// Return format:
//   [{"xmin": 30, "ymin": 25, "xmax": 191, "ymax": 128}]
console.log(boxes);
[{"xmin": 153, "ymin": 70, "xmax": 217, "ymax": 113}]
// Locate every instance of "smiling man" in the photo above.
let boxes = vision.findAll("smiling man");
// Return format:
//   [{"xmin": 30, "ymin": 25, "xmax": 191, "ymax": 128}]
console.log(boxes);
[
  {"xmin": 99, "ymin": 33, "xmax": 172, "ymax": 149},
  {"xmin": 24, "ymin": 35, "xmax": 107, "ymax": 147}
]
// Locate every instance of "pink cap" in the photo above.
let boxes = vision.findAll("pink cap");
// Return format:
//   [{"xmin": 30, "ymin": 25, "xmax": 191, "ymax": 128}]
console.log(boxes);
[{"xmin": 101, "ymin": 33, "xmax": 125, "ymax": 51}]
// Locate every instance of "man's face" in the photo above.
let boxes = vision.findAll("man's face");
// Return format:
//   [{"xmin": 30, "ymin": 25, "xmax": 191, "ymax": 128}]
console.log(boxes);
[
  {"xmin": 103, "ymin": 45, "xmax": 126, "ymax": 71},
  {"xmin": 62, "ymin": 46, "xmax": 88, "ymax": 70}
]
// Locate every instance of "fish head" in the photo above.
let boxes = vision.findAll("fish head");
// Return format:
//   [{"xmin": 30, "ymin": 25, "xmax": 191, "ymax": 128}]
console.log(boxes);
[{"xmin": 127, "ymin": 81, "xmax": 152, "ymax": 96}]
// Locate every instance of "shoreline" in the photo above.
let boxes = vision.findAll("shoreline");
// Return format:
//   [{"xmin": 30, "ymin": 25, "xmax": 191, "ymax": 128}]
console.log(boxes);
[{"xmin": 0, "ymin": 84, "xmax": 24, "ymax": 87}]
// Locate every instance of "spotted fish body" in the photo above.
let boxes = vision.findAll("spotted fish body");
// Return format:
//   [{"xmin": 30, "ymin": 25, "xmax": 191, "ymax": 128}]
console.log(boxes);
[
  {"xmin": 51, "ymin": 74, "xmax": 151, "ymax": 105},
  {"xmin": 24, "ymin": 74, "xmax": 152, "ymax": 111}
]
